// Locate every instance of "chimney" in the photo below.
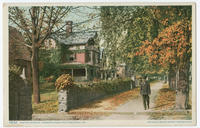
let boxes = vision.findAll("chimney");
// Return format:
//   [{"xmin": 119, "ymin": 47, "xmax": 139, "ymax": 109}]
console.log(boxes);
[{"xmin": 66, "ymin": 21, "xmax": 73, "ymax": 37}]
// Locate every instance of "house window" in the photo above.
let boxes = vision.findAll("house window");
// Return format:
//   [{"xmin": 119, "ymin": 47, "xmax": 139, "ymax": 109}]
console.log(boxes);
[
  {"xmin": 69, "ymin": 53, "xmax": 76, "ymax": 61},
  {"xmin": 86, "ymin": 51, "xmax": 91, "ymax": 62},
  {"xmin": 73, "ymin": 69, "xmax": 85, "ymax": 77}
]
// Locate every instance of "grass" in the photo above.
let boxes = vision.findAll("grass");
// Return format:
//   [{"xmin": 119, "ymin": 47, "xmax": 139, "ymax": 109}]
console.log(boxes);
[
  {"xmin": 149, "ymin": 111, "xmax": 192, "ymax": 120},
  {"xmin": 32, "ymin": 82, "xmax": 58, "ymax": 114},
  {"xmin": 149, "ymin": 83, "xmax": 192, "ymax": 120}
]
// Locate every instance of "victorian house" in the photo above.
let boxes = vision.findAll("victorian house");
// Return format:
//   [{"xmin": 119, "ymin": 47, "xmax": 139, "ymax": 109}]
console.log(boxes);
[{"xmin": 51, "ymin": 21, "xmax": 100, "ymax": 82}]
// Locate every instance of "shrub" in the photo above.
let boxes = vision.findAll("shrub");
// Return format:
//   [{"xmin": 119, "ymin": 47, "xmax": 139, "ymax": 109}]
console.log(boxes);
[
  {"xmin": 74, "ymin": 78, "xmax": 132, "ymax": 95},
  {"xmin": 39, "ymin": 62, "xmax": 61, "ymax": 81},
  {"xmin": 55, "ymin": 74, "xmax": 73, "ymax": 90},
  {"xmin": 45, "ymin": 75, "xmax": 55, "ymax": 82},
  {"xmin": 9, "ymin": 64, "xmax": 22, "ymax": 75}
]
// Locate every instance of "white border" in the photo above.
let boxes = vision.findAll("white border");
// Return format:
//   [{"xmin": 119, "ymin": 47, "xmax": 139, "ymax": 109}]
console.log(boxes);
[{"xmin": 0, "ymin": 0, "xmax": 199, "ymax": 128}]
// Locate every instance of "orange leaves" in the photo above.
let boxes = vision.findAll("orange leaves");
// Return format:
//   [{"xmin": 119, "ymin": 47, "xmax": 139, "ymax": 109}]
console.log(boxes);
[
  {"xmin": 161, "ymin": 18, "xmax": 169, "ymax": 26},
  {"xmin": 139, "ymin": 20, "xmax": 191, "ymax": 67},
  {"xmin": 55, "ymin": 74, "xmax": 74, "ymax": 90},
  {"xmin": 154, "ymin": 84, "xmax": 176, "ymax": 110},
  {"xmin": 146, "ymin": 45, "xmax": 153, "ymax": 55}
]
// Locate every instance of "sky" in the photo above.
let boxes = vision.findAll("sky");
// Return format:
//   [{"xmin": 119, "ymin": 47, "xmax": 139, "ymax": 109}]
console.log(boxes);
[
  {"xmin": 9, "ymin": 6, "xmax": 101, "ymax": 33},
  {"xmin": 67, "ymin": 6, "xmax": 100, "ymax": 31}
]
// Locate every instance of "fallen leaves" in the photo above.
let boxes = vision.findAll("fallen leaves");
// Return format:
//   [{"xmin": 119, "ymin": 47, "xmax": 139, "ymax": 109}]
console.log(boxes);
[
  {"xmin": 154, "ymin": 84, "xmax": 176, "ymax": 110},
  {"xmin": 32, "ymin": 82, "xmax": 58, "ymax": 114},
  {"xmin": 149, "ymin": 84, "xmax": 192, "ymax": 120}
]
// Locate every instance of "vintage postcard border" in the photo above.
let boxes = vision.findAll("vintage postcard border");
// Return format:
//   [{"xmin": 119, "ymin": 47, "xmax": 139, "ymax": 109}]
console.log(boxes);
[{"xmin": 3, "ymin": 2, "xmax": 197, "ymax": 127}]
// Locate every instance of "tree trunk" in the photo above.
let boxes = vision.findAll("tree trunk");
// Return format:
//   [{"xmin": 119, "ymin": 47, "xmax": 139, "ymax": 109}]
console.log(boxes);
[
  {"xmin": 31, "ymin": 47, "xmax": 40, "ymax": 104},
  {"xmin": 175, "ymin": 63, "xmax": 190, "ymax": 109},
  {"xmin": 168, "ymin": 67, "xmax": 176, "ymax": 90},
  {"xmin": 25, "ymin": 62, "xmax": 32, "ymax": 82}
]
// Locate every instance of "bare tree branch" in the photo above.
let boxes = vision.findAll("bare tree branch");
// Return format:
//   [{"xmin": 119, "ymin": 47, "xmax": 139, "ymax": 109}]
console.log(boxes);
[
  {"xmin": 24, "ymin": 43, "xmax": 32, "ymax": 48},
  {"xmin": 9, "ymin": 16, "xmax": 32, "ymax": 42},
  {"xmin": 37, "ymin": 7, "xmax": 46, "ymax": 39}
]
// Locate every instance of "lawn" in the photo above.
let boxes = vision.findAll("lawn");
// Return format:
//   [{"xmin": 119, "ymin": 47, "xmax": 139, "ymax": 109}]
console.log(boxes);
[
  {"xmin": 32, "ymin": 82, "xmax": 58, "ymax": 114},
  {"xmin": 149, "ymin": 83, "xmax": 192, "ymax": 120}
]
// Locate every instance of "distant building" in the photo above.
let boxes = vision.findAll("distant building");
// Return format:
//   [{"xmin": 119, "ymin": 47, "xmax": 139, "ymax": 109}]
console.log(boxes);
[
  {"xmin": 43, "ymin": 38, "xmax": 57, "ymax": 49},
  {"xmin": 53, "ymin": 21, "xmax": 100, "ymax": 82}
]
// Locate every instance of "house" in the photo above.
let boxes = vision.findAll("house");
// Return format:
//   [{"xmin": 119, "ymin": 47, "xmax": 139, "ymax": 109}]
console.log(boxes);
[
  {"xmin": 9, "ymin": 26, "xmax": 32, "ymax": 81},
  {"xmin": 53, "ymin": 21, "xmax": 100, "ymax": 82}
]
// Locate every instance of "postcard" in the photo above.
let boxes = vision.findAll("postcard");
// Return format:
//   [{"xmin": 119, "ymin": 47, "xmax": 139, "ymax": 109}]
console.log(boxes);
[{"xmin": 3, "ymin": 2, "xmax": 197, "ymax": 127}]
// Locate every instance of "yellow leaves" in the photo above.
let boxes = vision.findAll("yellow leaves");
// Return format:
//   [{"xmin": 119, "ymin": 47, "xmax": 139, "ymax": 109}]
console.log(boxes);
[
  {"xmin": 32, "ymin": 82, "xmax": 58, "ymax": 114},
  {"xmin": 152, "ymin": 54, "xmax": 157, "ymax": 59},
  {"xmin": 161, "ymin": 18, "xmax": 169, "ymax": 26},
  {"xmin": 55, "ymin": 74, "xmax": 73, "ymax": 90},
  {"xmin": 170, "ymin": 59, "xmax": 176, "ymax": 64},
  {"xmin": 127, "ymin": 53, "xmax": 134, "ymax": 58},
  {"xmin": 33, "ymin": 100, "xmax": 58, "ymax": 114},
  {"xmin": 154, "ymin": 84, "xmax": 176, "ymax": 110}
]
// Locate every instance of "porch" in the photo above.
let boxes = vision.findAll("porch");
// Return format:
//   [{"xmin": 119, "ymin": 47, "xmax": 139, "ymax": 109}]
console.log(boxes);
[{"xmin": 60, "ymin": 64, "xmax": 99, "ymax": 82}]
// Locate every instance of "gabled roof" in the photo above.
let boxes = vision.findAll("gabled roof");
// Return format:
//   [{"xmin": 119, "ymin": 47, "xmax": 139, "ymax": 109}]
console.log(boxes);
[
  {"xmin": 52, "ymin": 31, "xmax": 97, "ymax": 45},
  {"xmin": 9, "ymin": 26, "xmax": 31, "ymax": 63}
]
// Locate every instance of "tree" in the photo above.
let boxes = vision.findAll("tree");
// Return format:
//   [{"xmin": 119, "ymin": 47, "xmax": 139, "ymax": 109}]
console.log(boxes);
[
  {"xmin": 140, "ymin": 20, "xmax": 191, "ymax": 109},
  {"xmin": 100, "ymin": 6, "xmax": 162, "ymax": 76},
  {"xmin": 9, "ymin": 6, "xmax": 72, "ymax": 103},
  {"xmin": 100, "ymin": 6, "xmax": 192, "ymax": 109},
  {"xmin": 138, "ymin": 7, "xmax": 192, "ymax": 109}
]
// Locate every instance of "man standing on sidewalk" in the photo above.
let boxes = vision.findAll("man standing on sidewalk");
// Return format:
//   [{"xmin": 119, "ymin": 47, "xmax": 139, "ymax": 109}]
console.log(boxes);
[{"xmin": 140, "ymin": 76, "xmax": 151, "ymax": 110}]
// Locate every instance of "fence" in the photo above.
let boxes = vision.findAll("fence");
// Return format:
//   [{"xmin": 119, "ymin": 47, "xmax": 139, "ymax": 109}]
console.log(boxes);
[
  {"xmin": 9, "ymin": 72, "xmax": 32, "ymax": 120},
  {"xmin": 58, "ymin": 78, "xmax": 135, "ymax": 112}
]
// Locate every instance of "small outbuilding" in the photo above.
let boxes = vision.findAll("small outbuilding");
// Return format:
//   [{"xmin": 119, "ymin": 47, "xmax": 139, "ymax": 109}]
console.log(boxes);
[{"xmin": 9, "ymin": 26, "xmax": 32, "ymax": 81}]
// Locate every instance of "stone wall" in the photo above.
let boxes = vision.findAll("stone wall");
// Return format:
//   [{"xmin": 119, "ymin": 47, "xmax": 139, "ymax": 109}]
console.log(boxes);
[
  {"xmin": 9, "ymin": 72, "xmax": 32, "ymax": 120},
  {"xmin": 58, "ymin": 79, "xmax": 134, "ymax": 112}
]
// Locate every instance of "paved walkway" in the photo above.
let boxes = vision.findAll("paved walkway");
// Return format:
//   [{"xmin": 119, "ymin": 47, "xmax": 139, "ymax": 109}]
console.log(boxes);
[{"xmin": 100, "ymin": 81, "xmax": 164, "ymax": 120}]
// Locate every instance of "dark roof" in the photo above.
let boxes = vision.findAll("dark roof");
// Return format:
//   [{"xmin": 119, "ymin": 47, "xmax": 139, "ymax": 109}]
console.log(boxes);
[
  {"xmin": 9, "ymin": 26, "xmax": 31, "ymax": 64},
  {"xmin": 52, "ymin": 31, "xmax": 97, "ymax": 45}
]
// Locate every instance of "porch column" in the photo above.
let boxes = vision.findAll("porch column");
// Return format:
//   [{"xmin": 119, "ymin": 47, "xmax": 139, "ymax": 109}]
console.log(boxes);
[
  {"xmin": 91, "ymin": 51, "xmax": 94, "ymax": 65},
  {"xmin": 71, "ymin": 69, "xmax": 74, "ymax": 78},
  {"xmin": 105, "ymin": 72, "xmax": 107, "ymax": 80},
  {"xmin": 85, "ymin": 67, "xmax": 88, "ymax": 80},
  {"xmin": 114, "ymin": 72, "xmax": 116, "ymax": 78},
  {"xmin": 101, "ymin": 72, "xmax": 103, "ymax": 79}
]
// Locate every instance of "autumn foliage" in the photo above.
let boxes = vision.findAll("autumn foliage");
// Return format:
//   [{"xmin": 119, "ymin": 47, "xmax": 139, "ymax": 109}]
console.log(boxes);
[
  {"xmin": 154, "ymin": 84, "xmax": 176, "ymax": 110},
  {"xmin": 136, "ymin": 20, "xmax": 191, "ymax": 67},
  {"xmin": 55, "ymin": 74, "xmax": 73, "ymax": 90}
]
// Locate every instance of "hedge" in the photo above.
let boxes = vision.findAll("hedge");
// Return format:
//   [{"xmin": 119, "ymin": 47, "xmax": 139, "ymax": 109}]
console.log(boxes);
[{"xmin": 60, "ymin": 78, "xmax": 134, "ymax": 110}]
